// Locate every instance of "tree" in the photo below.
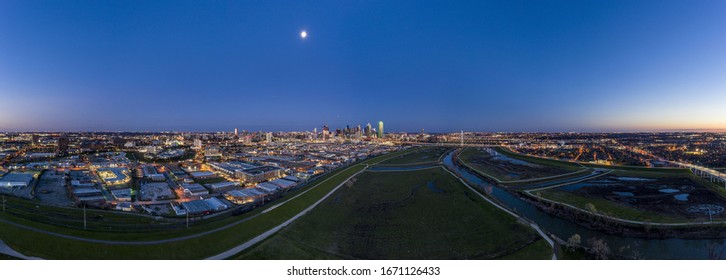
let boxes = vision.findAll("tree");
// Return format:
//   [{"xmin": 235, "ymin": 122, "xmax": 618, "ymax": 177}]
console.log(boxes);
[
  {"xmin": 588, "ymin": 237, "xmax": 611, "ymax": 260},
  {"xmin": 585, "ymin": 202, "xmax": 597, "ymax": 213},
  {"xmin": 567, "ymin": 234, "xmax": 581, "ymax": 251}
]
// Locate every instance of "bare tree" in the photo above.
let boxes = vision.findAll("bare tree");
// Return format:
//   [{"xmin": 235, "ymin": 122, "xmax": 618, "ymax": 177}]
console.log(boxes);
[
  {"xmin": 567, "ymin": 234, "xmax": 582, "ymax": 251},
  {"xmin": 484, "ymin": 185, "xmax": 493, "ymax": 196},
  {"xmin": 588, "ymin": 237, "xmax": 611, "ymax": 260},
  {"xmin": 585, "ymin": 202, "xmax": 597, "ymax": 213}
]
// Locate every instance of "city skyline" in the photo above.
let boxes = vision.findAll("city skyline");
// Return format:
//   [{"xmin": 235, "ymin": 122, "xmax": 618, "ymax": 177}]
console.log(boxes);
[{"xmin": 1, "ymin": 1, "xmax": 725, "ymax": 132}]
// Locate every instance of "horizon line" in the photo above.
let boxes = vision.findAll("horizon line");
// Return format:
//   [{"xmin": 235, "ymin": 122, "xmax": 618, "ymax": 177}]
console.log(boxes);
[{"xmin": 1, "ymin": 128, "xmax": 725, "ymax": 134}]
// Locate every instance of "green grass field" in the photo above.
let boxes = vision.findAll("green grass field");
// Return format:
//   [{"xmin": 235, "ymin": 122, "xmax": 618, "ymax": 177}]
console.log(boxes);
[
  {"xmin": 0, "ymin": 149, "xmax": 409, "ymax": 259},
  {"xmin": 377, "ymin": 147, "xmax": 450, "ymax": 165},
  {"xmin": 236, "ymin": 167, "xmax": 551, "ymax": 259},
  {"xmin": 534, "ymin": 189, "xmax": 688, "ymax": 223},
  {"xmin": 532, "ymin": 170, "xmax": 726, "ymax": 224},
  {"xmin": 495, "ymin": 147, "xmax": 583, "ymax": 170},
  {"xmin": 0, "ymin": 253, "xmax": 20, "ymax": 260}
]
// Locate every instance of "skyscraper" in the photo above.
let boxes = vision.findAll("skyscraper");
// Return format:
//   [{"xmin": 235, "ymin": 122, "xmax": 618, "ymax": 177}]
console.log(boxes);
[
  {"xmin": 266, "ymin": 132, "xmax": 273, "ymax": 143},
  {"xmin": 323, "ymin": 125, "xmax": 330, "ymax": 140},
  {"xmin": 365, "ymin": 123, "xmax": 372, "ymax": 138},
  {"xmin": 378, "ymin": 121, "xmax": 384, "ymax": 139}
]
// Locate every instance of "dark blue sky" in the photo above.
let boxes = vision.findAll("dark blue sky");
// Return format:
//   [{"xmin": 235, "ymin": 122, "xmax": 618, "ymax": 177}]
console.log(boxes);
[{"xmin": 1, "ymin": 1, "xmax": 724, "ymax": 132}]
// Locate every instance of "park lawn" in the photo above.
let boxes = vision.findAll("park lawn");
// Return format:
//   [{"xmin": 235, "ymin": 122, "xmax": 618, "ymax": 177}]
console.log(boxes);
[
  {"xmin": 0, "ymin": 149, "xmax": 408, "ymax": 259},
  {"xmin": 236, "ymin": 167, "xmax": 551, "ymax": 259},
  {"xmin": 0, "ymin": 253, "xmax": 20, "ymax": 260},
  {"xmin": 378, "ymin": 147, "xmax": 450, "ymax": 165},
  {"xmin": 498, "ymin": 238, "xmax": 551, "ymax": 260}
]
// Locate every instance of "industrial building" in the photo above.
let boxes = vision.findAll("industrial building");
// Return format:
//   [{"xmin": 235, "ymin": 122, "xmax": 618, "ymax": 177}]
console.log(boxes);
[
  {"xmin": 189, "ymin": 171, "xmax": 216, "ymax": 179},
  {"xmin": 224, "ymin": 188, "xmax": 268, "ymax": 204},
  {"xmin": 181, "ymin": 197, "xmax": 228, "ymax": 215},
  {"xmin": 0, "ymin": 172, "xmax": 34, "ymax": 188},
  {"xmin": 257, "ymin": 182, "xmax": 282, "ymax": 193},
  {"xmin": 181, "ymin": 183, "xmax": 209, "ymax": 196},
  {"xmin": 204, "ymin": 181, "xmax": 239, "ymax": 193},
  {"xmin": 111, "ymin": 188, "xmax": 132, "ymax": 202},
  {"xmin": 237, "ymin": 166, "xmax": 283, "ymax": 183},
  {"xmin": 269, "ymin": 178, "xmax": 297, "ymax": 190}
]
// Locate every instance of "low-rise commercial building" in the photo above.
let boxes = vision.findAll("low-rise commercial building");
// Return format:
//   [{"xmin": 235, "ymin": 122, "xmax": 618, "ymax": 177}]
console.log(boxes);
[
  {"xmin": 111, "ymin": 188, "xmax": 132, "ymax": 202},
  {"xmin": 204, "ymin": 181, "xmax": 239, "ymax": 193},
  {"xmin": 224, "ymin": 188, "xmax": 268, "ymax": 204},
  {"xmin": 0, "ymin": 173, "xmax": 33, "ymax": 188},
  {"xmin": 238, "ymin": 166, "xmax": 283, "ymax": 183},
  {"xmin": 181, "ymin": 183, "xmax": 209, "ymax": 196}
]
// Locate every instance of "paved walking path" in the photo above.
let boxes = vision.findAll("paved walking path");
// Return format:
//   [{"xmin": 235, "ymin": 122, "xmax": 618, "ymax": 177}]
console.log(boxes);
[
  {"xmin": 206, "ymin": 167, "xmax": 369, "ymax": 259},
  {"xmin": 442, "ymin": 167, "xmax": 557, "ymax": 260},
  {"xmin": 0, "ymin": 239, "xmax": 41, "ymax": 260},
  {"xmin": 0, "ymin": 164, "xmax": 365, "ymax": 246}
]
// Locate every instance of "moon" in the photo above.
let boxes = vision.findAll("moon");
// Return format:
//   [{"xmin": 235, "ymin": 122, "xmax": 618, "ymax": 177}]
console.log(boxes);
[{"xmin": 300, "ymin": 30, "xmax": 308, "ymax": 39}]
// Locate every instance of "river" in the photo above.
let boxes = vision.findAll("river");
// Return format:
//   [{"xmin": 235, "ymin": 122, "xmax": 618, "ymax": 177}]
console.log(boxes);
[{"xmin": 443, "ymin": 151, "xmax": 726, "ymax": 259}]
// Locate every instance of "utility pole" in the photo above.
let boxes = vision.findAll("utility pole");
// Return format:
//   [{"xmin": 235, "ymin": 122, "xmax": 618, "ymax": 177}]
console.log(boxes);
[
  {"xmin": 186, "ymin": 210, "xmax": 189, "ymax": 229},
  {"xmin": 83, "ymin": 204, "xmax": 87, "ymax": 230},
  {"xmin": 2, "ymin": 195, "xmax": 5, "ymax": 213}
]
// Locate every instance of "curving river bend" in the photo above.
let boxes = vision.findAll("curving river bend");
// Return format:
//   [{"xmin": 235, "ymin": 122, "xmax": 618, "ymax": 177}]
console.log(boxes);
[{"xmin": 442, "ymin": 151, "xmax": 726, "ymax": 260}]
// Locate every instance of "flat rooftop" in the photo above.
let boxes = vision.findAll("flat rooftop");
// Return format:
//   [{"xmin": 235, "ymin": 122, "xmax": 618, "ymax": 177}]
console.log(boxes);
[
  {"xmin": 241, "ymin": 166, "xmax": 281, "ymax": 175},
  {"xmin": 0, "ymin": 173, "xmax": 34, "ymax": 185}
]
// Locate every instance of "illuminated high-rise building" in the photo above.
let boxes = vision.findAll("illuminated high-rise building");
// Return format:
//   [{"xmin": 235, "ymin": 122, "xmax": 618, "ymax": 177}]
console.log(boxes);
[
  {"xmin": 377, "ymin": 121, "xmax": 384, "ymax": 139},
  {"xmin": 322, "ymin": 125, "xmax": 330, "ymax": 140},
  {"xmin": 365, "ymin": 123, "xmax": 372, "ymax": 137}
]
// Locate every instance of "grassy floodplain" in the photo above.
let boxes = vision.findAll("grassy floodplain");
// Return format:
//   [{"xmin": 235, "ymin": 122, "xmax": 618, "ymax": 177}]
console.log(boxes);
[
  {"xmin": 0, "ymin": 149, "xmax": 409, "ymax": 259},
  {"xmin": 459, "ymin": 147, "xmax": 584, "ymax": 183},
  {"xmin": 236, "ymin": 167, "xmax": 551, "ymax": 259},
  {"xmin": 532, "ymin": 169, "xmax": 726, "ymax": 223},
  {"xmin": 377, "ymin": 146, "xmax": 451, "ymax": 165}
]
